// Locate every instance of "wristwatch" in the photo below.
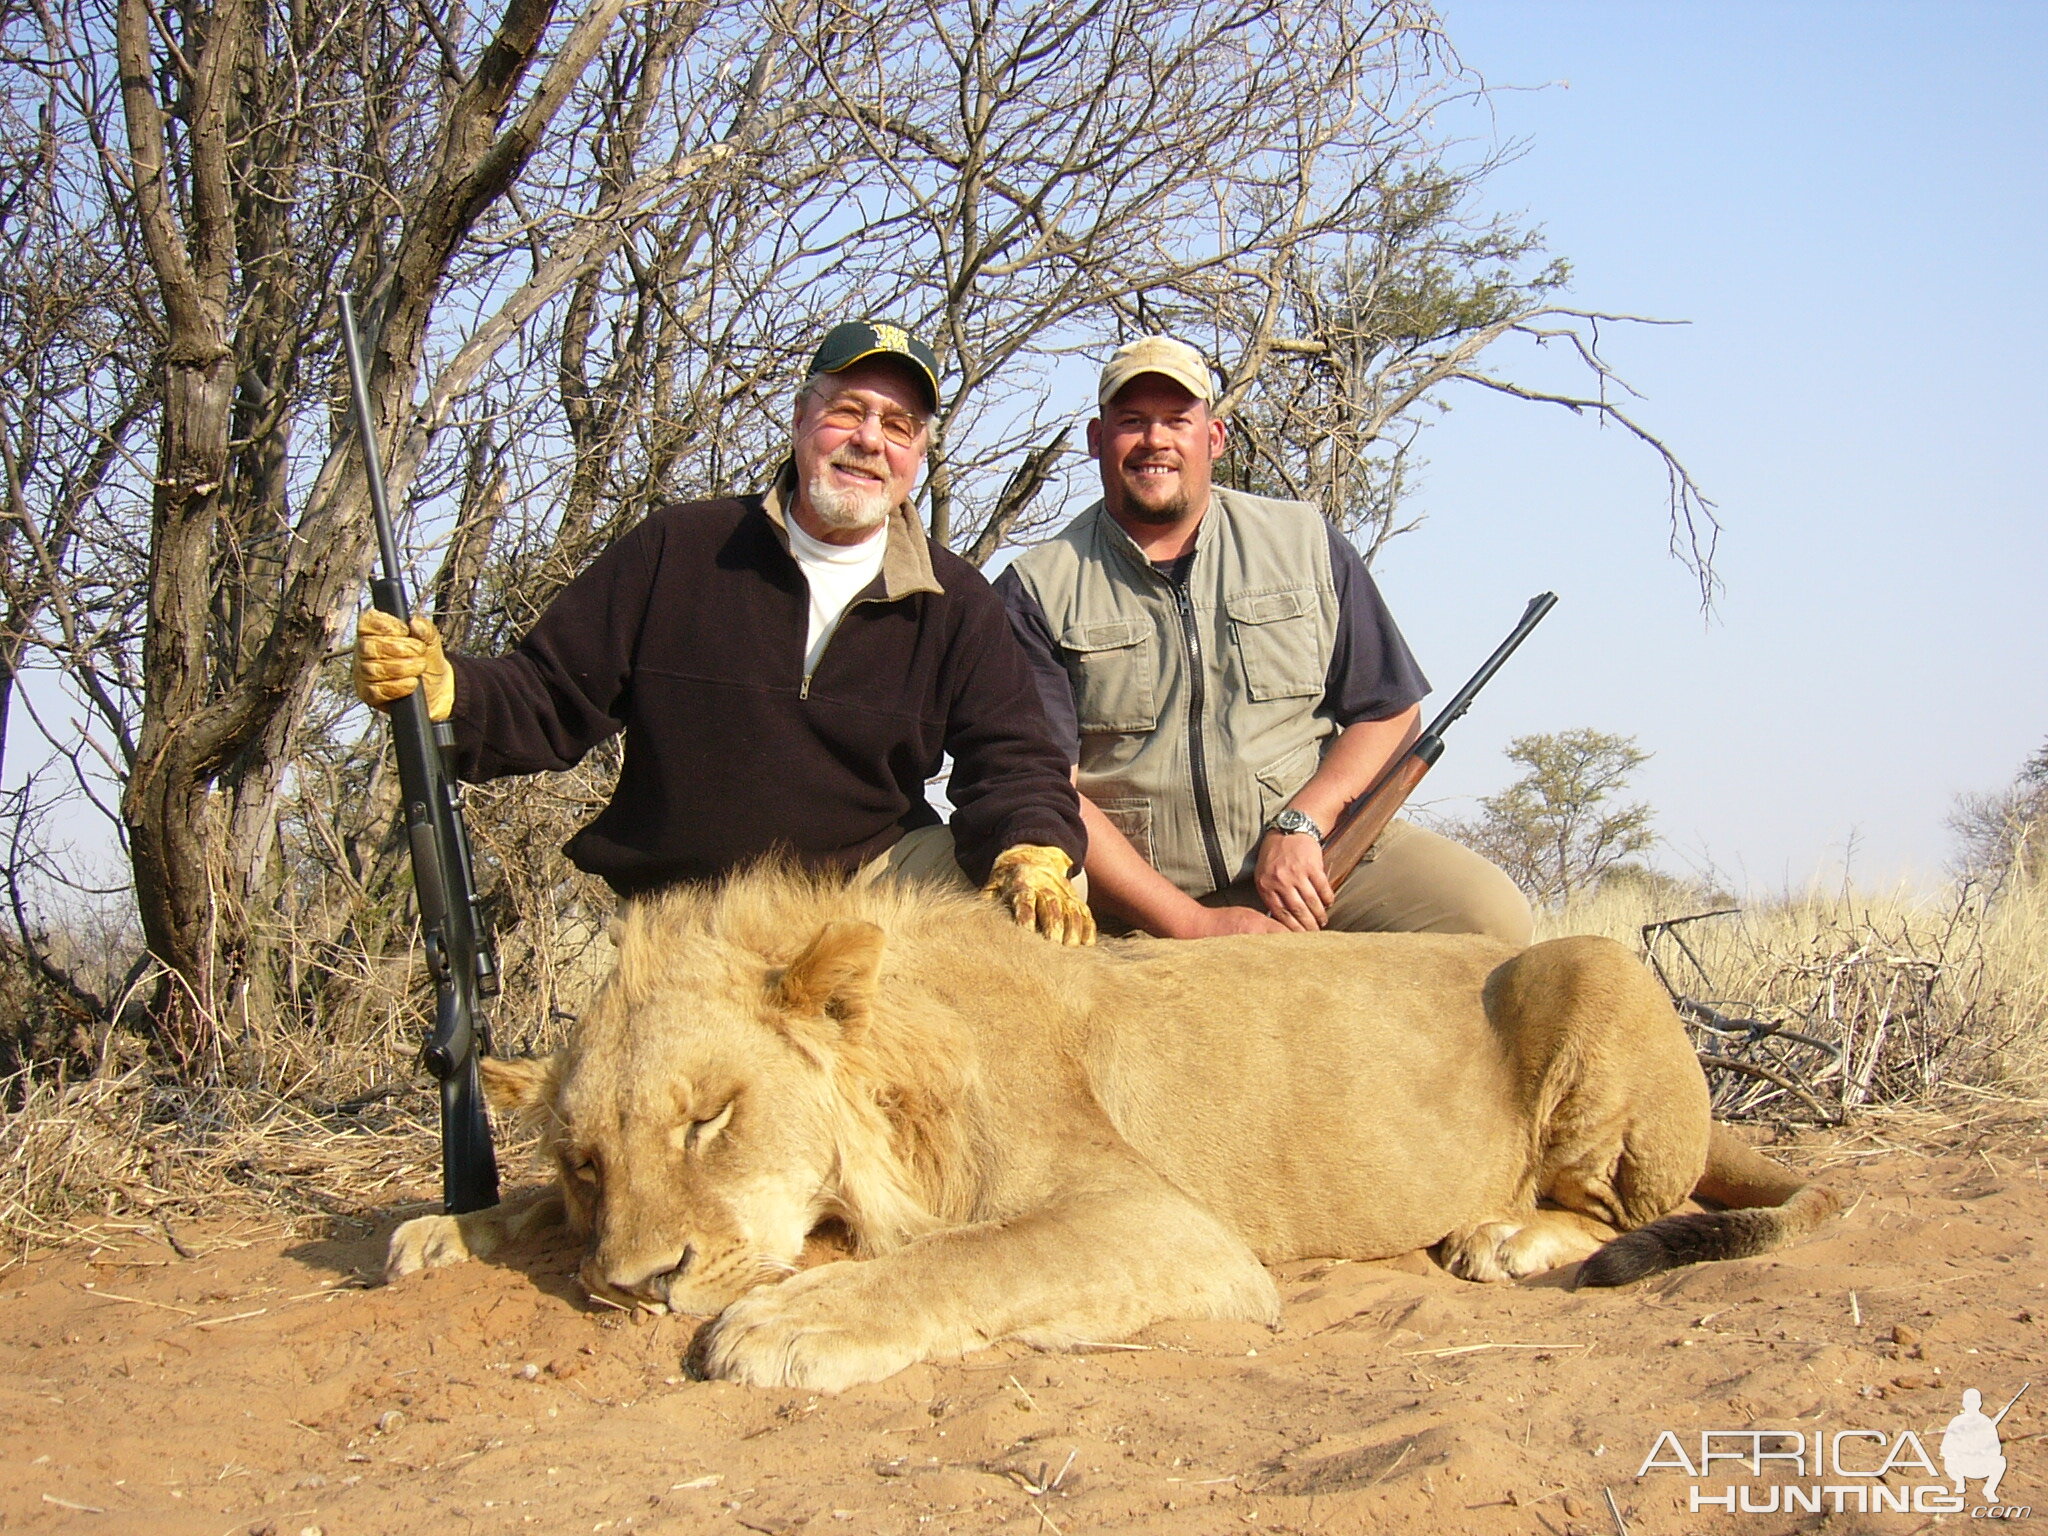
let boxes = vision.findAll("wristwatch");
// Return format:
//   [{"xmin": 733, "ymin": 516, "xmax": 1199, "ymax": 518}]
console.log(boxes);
[{"xmin": 1267, "ymin": 808, "xmax": 1325, "ymax": 844}]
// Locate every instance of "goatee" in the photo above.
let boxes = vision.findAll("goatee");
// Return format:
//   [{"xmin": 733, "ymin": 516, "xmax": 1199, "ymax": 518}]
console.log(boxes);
[
  {"xmin": 808, "ymin": 458, "xmax": 892, "ymax": 532},
  {"xmin": 1122, "ymin": 487, "xmax": 1192, "ymax": 525}
]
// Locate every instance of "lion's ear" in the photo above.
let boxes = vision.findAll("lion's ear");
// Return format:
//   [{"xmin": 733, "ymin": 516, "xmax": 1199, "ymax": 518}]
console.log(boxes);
[
  {"xmin": 480, "ymin": 1053, "xmax": 562, "ymax": 1123},
  {"xmin": 772, "ymin": 919, "xmax": 885, "ymax": 1032}
]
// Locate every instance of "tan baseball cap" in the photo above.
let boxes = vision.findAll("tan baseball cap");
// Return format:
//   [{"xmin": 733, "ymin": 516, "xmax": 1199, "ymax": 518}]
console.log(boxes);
[{"xmin": 1097, "ymin": 335, "xmax": 1214, "ymax": 407}]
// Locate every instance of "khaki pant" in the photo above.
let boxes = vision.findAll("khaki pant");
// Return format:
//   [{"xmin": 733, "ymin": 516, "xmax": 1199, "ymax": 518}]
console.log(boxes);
[
  {"xmin": 1201, "ymin": 818, "xmax": 1532, "ymax": 945},
  {"xmin": 855, "ymin": 824, "xmax": 1097, "ymax": 898},
  {"xmin": 853, "ymin": 823, "xmax": 980, "ymax": 890}
]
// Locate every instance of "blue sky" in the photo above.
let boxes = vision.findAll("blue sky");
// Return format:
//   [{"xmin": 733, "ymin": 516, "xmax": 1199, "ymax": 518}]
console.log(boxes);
[{"xmin": 1370, "ymin": 1, "xmax": 2047, "ymax": 891}]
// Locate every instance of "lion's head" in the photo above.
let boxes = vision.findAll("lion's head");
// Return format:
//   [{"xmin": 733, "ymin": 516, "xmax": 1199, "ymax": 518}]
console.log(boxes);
[{"xmin": 484, "ymin": 875, "xmax": 982, "ymax": 1316}]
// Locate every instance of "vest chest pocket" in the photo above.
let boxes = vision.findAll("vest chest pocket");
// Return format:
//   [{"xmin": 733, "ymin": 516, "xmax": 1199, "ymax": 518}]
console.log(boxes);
[
  {"xmin": 1060, "ymin": 620, "xmax": 1158, "ymax": 733},
  {"xmin": 1227, "ymin": 589, "xmax": 1327, "ymax": 701}
]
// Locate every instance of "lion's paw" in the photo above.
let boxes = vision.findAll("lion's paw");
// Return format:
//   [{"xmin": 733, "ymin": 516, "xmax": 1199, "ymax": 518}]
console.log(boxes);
[
  {"xmin": 1442, "ymin": 1214, "xmax": 1609, "ymax": 1283},
  {"xmin": 684, "ymin": 1265, "xmax": 935, "ymax": 1392},
  {"xmin": 1440, "ymin": 1220, "xmax": 1526, "ymax": 1283},
  {"xmin": 385, "ymin": 1214, "xmax": 474, "ymax": 1282},
  {"xmin": 1441, "ymin": 1222, "xmax": 1554, "ymax": 1283}
]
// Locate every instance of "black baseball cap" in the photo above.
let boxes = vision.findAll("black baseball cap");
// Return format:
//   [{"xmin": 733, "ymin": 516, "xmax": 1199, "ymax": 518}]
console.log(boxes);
[{"xmin": 809, "ymin": 320, "xmax": 942, "ymax": 411}]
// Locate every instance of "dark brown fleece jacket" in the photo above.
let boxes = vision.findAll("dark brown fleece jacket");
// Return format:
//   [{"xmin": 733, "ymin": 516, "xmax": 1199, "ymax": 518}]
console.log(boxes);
[{"xmin": 446, "ymin": 482, "xmax": 1084, "ymax": 896}]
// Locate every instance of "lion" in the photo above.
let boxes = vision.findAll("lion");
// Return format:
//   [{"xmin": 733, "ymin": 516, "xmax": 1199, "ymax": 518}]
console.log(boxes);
[{"xmin": 384, "ymin": 864, "xmax": 1840, "ymax": 1391}]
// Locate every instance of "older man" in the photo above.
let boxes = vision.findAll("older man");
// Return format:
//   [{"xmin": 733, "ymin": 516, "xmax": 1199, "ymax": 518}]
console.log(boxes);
[
  {"xmin": 994, "ymin": 335, "xmax": 1529, "ymax": 943},
  {"xmin": 355, "ymin": 320, "xmax": 1092, "ymax": 942}
]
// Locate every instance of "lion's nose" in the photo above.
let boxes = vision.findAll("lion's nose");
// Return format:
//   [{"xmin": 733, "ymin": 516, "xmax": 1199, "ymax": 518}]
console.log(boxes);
[{"xmin": 592, "ymin": 1243, "xmax": 696, "ymax": 1305}]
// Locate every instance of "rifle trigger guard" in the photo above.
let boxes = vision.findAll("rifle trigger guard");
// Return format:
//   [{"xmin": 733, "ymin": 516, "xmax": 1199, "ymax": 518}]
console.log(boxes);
[{"xmin": 423, "ymin": 929, "xmax": 451, "ymax": 986}]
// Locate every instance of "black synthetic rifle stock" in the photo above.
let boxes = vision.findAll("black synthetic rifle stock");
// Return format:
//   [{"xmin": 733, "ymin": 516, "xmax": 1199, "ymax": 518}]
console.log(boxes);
[
  {"xmin": 1324, "ymin": 592, "xmax": 1558, "ymax": 891},
  {"xmin": 339, "ymin": 293, "xmax": 501, "ymax": 1215}
]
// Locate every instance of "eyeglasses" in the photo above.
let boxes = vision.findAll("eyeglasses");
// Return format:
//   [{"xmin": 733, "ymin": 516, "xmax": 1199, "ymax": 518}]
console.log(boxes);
[{"xmin": 809, "ymin": 395, "xmax": 928, "ymax": 450}]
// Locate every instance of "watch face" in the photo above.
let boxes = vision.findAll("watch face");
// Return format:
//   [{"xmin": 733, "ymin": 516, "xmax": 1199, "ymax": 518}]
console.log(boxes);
[{"xmin": 1274, "ymin": 809, "xmax": 1316, "ymax": 837}]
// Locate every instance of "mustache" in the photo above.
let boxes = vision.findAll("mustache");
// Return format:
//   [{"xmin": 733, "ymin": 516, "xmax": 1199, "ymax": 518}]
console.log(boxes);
[{"xmin": 831, "ymin": 448, "xmax": 890, "ymax": 475}]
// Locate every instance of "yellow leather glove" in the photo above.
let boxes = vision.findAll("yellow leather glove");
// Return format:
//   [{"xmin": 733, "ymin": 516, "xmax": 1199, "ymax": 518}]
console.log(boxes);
[
  {"xmin": 353, "ymin": 608, "xmax": 455, "ymax": 722},
  {"xmin": 982, "ymin": 844, "xmax": 1095, "ymax": 947}
]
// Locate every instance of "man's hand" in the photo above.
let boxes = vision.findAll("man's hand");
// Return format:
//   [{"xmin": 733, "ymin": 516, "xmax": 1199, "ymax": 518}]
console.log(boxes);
[
  {"xmin": 1172, "ymin": 904, "xmax": 1286, "ymax": 938},
  {"xmin": 1255, "ymin": 826, "xmax": 1335, "ymax": 933},
  {"xmin": 982, "ymin": 844, "xmax": 1096, "ymax": 946},
  {"xmin": 354, "ymin": 609, "xmax": 454, "ymax": 721}
]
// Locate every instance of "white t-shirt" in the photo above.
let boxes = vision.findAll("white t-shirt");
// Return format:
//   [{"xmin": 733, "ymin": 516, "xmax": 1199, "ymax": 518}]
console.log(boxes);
[{"xmin": 785, "ymin": 514, "xmax": 889, "ymax": 677}]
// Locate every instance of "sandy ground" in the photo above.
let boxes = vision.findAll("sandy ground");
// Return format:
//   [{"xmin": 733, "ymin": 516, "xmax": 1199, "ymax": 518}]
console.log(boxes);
[{"xmin": 3, "ymin": 1105, "xmax": 2044, "ymax": 1536}]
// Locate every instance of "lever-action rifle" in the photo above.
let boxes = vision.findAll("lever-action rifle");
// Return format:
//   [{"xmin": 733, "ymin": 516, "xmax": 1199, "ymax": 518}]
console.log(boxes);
[
  {"xmin": 339, "ymin": 293, "xmax": 501, "ymax": 1215},
  {"xmin": 1325, "ymin": 592, "xmax": 1559, "ymax": 892}
]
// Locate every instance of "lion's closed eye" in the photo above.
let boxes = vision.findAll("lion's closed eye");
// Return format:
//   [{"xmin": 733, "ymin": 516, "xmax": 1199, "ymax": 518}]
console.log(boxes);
[
  {"xmin": 673, "ymin": 1100, "xmax": 735, "ymax": 1153},
  {"xmin": 564, "ymin": 1149, "xmax": 602, "ymax": 1185}
]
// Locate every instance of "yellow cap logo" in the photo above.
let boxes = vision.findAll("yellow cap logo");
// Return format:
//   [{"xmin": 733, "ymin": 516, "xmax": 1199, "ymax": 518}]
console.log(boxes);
[{"xmin": 875, "ymin": 322, "xmax": 911, "ymax": 355}]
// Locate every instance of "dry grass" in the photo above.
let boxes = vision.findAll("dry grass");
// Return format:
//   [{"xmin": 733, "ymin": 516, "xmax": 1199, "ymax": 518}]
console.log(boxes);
[
  {"xmin": 0, "ymin": 914, "xmax": 610, "ymax": 1266},
  {"xmin": 0, "ymin": 1066, "xmax": 442, "ymax": 1268},
  {"xmin": 1541, "ymin": 872, "xmax": 2048, "ymax": 1122}
]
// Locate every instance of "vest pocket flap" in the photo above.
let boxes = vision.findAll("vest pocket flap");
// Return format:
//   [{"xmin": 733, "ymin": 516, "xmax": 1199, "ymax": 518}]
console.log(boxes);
[
  {"xmin": 1061, "ymin": 619, "xmax": 1150, "ymax": 653},
  {"xmin": 1227, "ymin": 588, "xmax": 1325, "ymax": 701},
  {"xmin": 1061, "ymin": 621, "xmax": 1156, "ymax": 733},
  {"xmin": 1225, "ymin": 589, "xmax": 1314, "ymax": 625},
  {"xmin": 1254, "ymin": 739, "xmax": 1323, "ymax": 798}
]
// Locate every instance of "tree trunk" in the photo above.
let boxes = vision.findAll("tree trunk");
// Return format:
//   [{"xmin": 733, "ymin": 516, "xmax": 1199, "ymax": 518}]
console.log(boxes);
[
  {"xmin": 122, "ymin": 337, "xmax": 242, "ymax": 1063},
  {"xmin": 109, "ymin": 0, "xmax": 632, "ymax": 1072}
]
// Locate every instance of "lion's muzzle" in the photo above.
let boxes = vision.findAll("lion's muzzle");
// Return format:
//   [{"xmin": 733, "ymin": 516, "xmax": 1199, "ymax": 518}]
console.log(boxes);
[{"xmin": 583, "ymin": 1241, "xmax": 698, "ymax": 1313}]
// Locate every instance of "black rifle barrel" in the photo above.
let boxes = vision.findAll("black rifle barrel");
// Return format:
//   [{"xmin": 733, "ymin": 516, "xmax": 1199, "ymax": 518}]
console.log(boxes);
[
  {"xmin": 1324, "ymin": 590, "xmax": 1559, "ymax": 889},
  {"xmin": 339, "ymin": 293, "xmax": 499, "ymax": 1215},
  {"xmin": 1417, "ymin": 591, "xmax": 1558, "ymax": 749},
  {"xmin": 340, "ymin": 297, "xmax": 410, "ymax": 610}
]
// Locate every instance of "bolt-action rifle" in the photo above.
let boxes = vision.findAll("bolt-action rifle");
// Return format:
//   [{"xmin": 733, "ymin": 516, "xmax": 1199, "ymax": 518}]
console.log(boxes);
[
  {"xmin": 339, "ymin": 293, "xmax": 501, "ymax": 1215},
  {"xmin": 1325, "ymin": 592, "xmax": 1559, "ymax": 892}
]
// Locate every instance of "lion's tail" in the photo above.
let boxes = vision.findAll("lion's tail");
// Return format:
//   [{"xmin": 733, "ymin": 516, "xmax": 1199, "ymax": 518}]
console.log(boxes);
[{"xmin": 1576, "ymin": 1124, "xmax": 1844, "ymax": 1288}]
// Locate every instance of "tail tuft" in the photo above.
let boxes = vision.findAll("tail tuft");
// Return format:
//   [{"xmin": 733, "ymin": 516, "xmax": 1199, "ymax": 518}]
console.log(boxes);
[
  {"xmin": 1577, "ymin": 1184, "xmax": 1845, "ymax": 1288},
  {"xmin": 1576, "ymin": 1211, "xmax": 1761, "ymax": 1287}
]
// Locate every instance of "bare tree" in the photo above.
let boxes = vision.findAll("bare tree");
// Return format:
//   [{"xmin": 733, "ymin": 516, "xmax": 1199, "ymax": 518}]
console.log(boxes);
[
  {"xmin": 108, "ymin": 0, "xmax": 614, "ymax": 1061},
  {"xmin": 720, "ymin": 0, "xmax": 1716, "ymax": 590},
  {"xmin": 0, "ymin": 0, "xmax": 158, "ymax": 1037},
  {"xmin": 1209, "ymin": 170, "xmax": 1718, "ymax": 591},
  {"xmin": 51, "ymin": 0, "xmax": 847, "ymax": 1065},
  {"xmin": 1950, "ymin": 739, "xmax": 2048, "ymax": 889}
]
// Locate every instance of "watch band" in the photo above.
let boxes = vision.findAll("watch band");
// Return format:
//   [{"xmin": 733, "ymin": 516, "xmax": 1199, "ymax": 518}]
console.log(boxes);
[{"xmin": 1268, "ymin": 808, "xmax": 1325, "ymax": 845}]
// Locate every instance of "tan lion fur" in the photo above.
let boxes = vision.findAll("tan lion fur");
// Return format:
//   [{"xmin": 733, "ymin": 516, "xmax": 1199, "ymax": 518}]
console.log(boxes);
[{"xmin": 386, "ymin": 863, "xmax": 1839, "ymax": 1389}]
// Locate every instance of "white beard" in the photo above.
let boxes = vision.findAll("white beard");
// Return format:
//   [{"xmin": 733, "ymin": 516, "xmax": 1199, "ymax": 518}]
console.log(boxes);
[{"xmin": 806, "ymin": 461, "xmax": 892, "ymax": 533}]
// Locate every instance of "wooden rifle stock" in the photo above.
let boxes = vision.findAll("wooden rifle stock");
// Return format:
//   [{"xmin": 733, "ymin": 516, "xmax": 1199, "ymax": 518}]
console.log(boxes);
[
  {"xmin": 1323, "ymin": 747, "xmax": 1437, "ymax": 889},
  {"xmin": 1324, "ymin": 593, "xmax": 1558, "ymax": 894}
]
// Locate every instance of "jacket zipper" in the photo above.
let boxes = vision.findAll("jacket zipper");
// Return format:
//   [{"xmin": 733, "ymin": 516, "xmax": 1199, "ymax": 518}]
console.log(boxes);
[
  {"xmin": 1170, "ymin": 576, "xmax": 1232, "ymax": 892},
  {"xmin": 801, "ymin": 590, "xmax": 888, "ymax": 700}
]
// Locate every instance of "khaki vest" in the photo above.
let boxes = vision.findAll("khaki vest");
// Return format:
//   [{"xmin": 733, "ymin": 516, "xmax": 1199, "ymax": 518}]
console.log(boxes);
[{"xmin": 1008, "ymin": 487, "xmax": 1339, "ymax": 895}]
